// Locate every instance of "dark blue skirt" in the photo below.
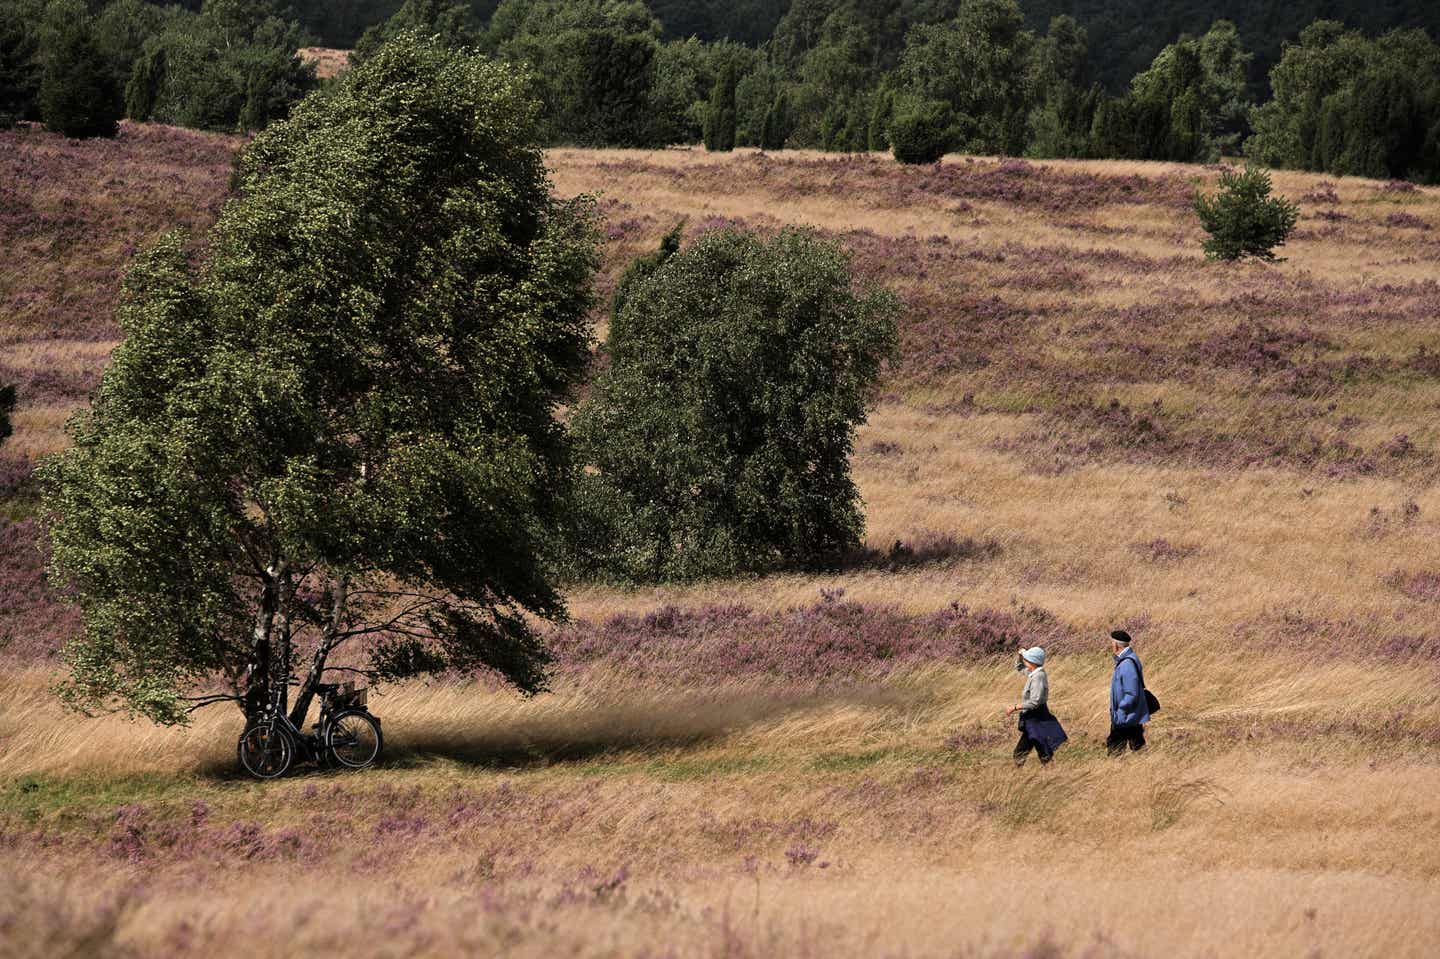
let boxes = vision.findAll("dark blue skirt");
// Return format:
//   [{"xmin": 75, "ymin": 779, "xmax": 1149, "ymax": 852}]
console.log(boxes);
[{"xmin": 1020, "ymin": 706, "xmax": 1069, "ymax": 752}]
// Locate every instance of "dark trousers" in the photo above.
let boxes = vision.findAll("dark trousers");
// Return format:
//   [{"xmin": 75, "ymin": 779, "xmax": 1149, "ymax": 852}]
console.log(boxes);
[
  {"xmin": 1013, "ymin": 730, "xmax": 1054, "ymax": 766},
  {"xmin": 1107, "ymin": 723, "xmax": 1146, "ymax": 755}
]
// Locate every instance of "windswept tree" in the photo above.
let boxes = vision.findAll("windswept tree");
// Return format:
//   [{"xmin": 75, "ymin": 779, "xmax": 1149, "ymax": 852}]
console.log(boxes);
[
  {"xmin": 568, "ymin": 228, "xmax": 899, "ymax": 582},
  {"xmin": 42, "ymin": 33, "xmax": 600, "ymax": 725}
]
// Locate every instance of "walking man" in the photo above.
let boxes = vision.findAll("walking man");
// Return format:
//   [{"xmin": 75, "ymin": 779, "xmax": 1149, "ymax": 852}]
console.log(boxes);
[{"xmin": 1107, "ymin": 629, "xmax": 1149, "ymax": 754}]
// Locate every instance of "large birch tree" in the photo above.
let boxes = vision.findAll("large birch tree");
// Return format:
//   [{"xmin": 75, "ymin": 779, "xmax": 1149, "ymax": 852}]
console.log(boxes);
[{"xmin": 42, "ymin": 33, "xmax": 598, "ymax": 725}]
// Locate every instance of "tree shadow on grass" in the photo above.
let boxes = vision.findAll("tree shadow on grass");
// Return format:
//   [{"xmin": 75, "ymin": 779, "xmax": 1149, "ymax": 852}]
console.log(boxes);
[
  {"xmin": 194, "ymin": 686, "xmax": 917, "ymax": 780},
  {"xmin": 377, "ymin": 687, "xmax": 912, "ymax": 771}
]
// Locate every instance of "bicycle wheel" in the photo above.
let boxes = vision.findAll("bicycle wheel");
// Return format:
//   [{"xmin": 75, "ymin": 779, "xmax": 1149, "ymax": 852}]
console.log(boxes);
[
  {"xmin": 325, "ymin": 710, "xmax": 383, "ymax": 769},
  {"xmin": 237, "ymin": 721, "xmax": 294, "ymax": 780}
]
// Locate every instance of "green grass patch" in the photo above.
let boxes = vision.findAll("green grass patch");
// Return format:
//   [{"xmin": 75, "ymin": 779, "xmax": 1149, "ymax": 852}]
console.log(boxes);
[
  {"xmin": 645, "ymin": 753, "xmax": 775, "ymax": 781},
  {"xmin": 0, "ymin": 771, "xmax": 205, "ymax": 822},
  {"xmin": 809, "ymin": 746, "xmax": 953, "ymax": 772}
]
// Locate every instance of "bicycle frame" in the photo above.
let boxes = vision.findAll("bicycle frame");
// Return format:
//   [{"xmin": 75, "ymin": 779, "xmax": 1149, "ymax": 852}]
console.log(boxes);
[{"xmin": 249, "ymin": 673, "xmax": 370, "ymax": 764}]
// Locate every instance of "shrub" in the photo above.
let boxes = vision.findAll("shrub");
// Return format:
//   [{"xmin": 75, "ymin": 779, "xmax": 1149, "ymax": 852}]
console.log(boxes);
[
  {"xmin": 760, "ymin": 90, "xmax": 788, "ymax": 151},
  {"xmin": 890, "ymin": 98, "xmax": 953, "ymax": 165},
  {"xmin": 569, "ymin": 227, "xmax": 900, "ymax": 582},
  {"xmin": 38, "ymin": 3, "xmax": 122, "ymax": 138},
  {"xmin": 1193, "ymin": 166, "xmax": 1299, "ymax": 261},
  {"xmin": 611, "ymin": 220, "xmax": 684, "ymax": 318},
  {"xmin": 703, "ymin": 59, "xmax": 737, "ymax": 152}
]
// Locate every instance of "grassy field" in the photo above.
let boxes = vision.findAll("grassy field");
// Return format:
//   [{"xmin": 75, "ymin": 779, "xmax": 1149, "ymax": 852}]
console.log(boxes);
[{"xmin": 3, "ymin": 125, "xmax": 1440, "ymax": 957}]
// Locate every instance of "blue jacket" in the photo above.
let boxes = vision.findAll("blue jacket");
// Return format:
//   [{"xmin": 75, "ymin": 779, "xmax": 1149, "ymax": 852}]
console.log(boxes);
[{"xmin": 1110, "ymin": 649, "xmax": 1150, "ymax": 726}]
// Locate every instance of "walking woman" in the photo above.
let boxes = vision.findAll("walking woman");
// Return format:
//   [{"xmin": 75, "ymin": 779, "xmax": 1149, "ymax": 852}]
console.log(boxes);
[{"xmin": 1006, "ymin": 646, "xmax": 1068, "ymax": 766}]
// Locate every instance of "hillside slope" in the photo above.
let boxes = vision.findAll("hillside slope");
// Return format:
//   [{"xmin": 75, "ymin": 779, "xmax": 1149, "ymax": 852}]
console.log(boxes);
[{"xmin": 3, "ymin": 125, "xmax": 1440, "ymax": 958}]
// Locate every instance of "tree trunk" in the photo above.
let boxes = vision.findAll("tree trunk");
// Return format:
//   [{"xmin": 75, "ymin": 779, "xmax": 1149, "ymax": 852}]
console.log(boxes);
[
  {"xmin": 275, "ymin": 567, "xmax": 295, "ymax": 716},
  {"xmin": 242, "ymin": 572, "xmax": 278, "ymax": 720},
  {"xmin": 288, "ymin": 574, "xmax": 349, "ymax": 729}
]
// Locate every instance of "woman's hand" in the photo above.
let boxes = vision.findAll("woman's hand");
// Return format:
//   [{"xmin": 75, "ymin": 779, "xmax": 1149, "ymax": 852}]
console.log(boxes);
[{"xmin": 1005, "ymin": 705, "xmax": 1016, "ymax": 717}]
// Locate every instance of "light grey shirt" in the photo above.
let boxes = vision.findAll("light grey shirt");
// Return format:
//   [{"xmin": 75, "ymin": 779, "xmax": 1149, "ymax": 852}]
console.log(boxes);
[{"xmin": 1019, "ymin": 666, "xmax": 1048, "ymax": 713}]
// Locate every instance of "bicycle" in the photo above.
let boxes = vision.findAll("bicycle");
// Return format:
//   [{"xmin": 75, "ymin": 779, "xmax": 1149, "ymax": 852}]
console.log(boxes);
[{"xmin": 237, "ymin": 673, "xmax": 383, "ymax": 780}]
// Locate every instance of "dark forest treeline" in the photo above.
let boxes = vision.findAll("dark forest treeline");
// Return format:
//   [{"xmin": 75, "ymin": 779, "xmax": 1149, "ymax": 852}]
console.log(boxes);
[{"xmin": 2, "ymin": 0, "xmax": 1439, "ymax": 181}]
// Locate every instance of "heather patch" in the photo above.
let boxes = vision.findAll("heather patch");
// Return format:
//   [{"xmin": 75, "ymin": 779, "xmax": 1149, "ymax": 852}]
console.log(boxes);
[
  {"xmin": 548, "ymin": 597, "xmax": 1073, "ymax": 685},
  {"xmin": 1385, "ymin": 570, "xmax": 1440, "ymax": 603},
  {"xmin": 592, "ymin": 154, "xmax": 1194, "ymax": 215},
  {"xmin": 1188, "ymin": 322, "xmax": 1337, "ymax": 378},
  {"xmin": 0, "ymin": 518, "xmax": 79, "ymax": 660},
  {"xmin": 840, "ymin": 531, "xmax": 1001, "ymax": 572},
  {"xmin": 1234, "ymin": 611, "xmax": 1440, "ymax": 661},
  {"xmin": 1383, "ymin": 212, "xmax": 1430, "ymax": 231},
  {"xmin": 0, "ymin": 360, "xmax": 101, "ymax": 405},
  {"xmin": 997, "ymin": 397, "xmax": 1432, "ymax": 479},
  {"xmin": 1131, "ymin": 539, "xmax": 1202, "ymax": 563},
  {"xmin": 0, "ymin": 124, "xmax": 238, "ymax": 345}
]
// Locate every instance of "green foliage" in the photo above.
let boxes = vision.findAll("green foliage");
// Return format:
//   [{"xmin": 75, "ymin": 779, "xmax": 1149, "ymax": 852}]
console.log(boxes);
[
  {"xmin": 1119, "ymin": 20, "xmax": 1252, "ymax": 162},
  {"xmin": 897, "ymin": 0, "xmax": 1034, "ymax": 156},
  {"xmin": 702, "ymin": 57, "xmax": 737, "ymax": 151},
  {"xmin": 0, "ymin": 0, "xmax": 43, "ymax": 126},
  {"xmin": 39, "ymin": 1, "xmax": 123, "ymax": 139},
  {"xmin": 1193, "ymin": 166, "xmax": 1299, "ymax": 261},
  {"xmin": 93, "ymin": 0, "xmax": 168, "ymax": 93},
  {"xmin": 647, "ymin": 0, "xmax": 788, "ymax": 46},
  {"xmin": 569, "ymin": 227, "xmax": 899, "ymax": 583},
  {"xmin": 125, "ymin": 0, "xmax": 315, "ymax": 132},
  {"xmin": 352, "ymin": 0, "xmax": 474, "ymax": 64},
  {"xmin": 648, "ymin": 37, "xmax": 712, "ymax": 144},
  {"xmin": 41, "ymin": 34, "xmax": 600, "ymax": 724},
  {"xmin": 1019, "ymin": 0, "xmax": 1440, "ymax": 96},
  {"xmin": 890, "ymin": 97, "xmax": 953, "ymax": 164},
  {"xmin": 612, "ymin": 220, "xmax": 684, "ymax": 318},
  {"xmin": 1248, "ymin": 22, "xmax": 1440, "ymax": 182},
  {"xmin": 0, "ymin": 382, "xmax": 14, "ymax": 447},
  {"xmin": 866, "ymin": 87, "xmax": 894, "ymax": 152},
  {"xmin": 485, "ymin": 0, "xmax": 664, "ymax": 146},
  {"xmin": 123, "ymin": 40, "xmax": 163, "ymax": 121},
  {"xmin": 760, "ymin": 89, "xmax": 790, "ymax": 150},
  {"xmin": 1026, "ymin": 16, "xmax": 1102, "ymax": 159}
]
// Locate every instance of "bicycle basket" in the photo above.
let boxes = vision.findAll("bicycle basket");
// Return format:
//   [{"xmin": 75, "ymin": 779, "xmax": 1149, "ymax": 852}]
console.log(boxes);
[{"xmin": 334, "ymin": 682, "xmax": 366, "ymax": 708}]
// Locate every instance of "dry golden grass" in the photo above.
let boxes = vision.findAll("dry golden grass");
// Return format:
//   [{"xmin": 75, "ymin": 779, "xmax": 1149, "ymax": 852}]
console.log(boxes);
[
  {"xmin": 298, "ymin": 47, "xmax": 350, "ymax": 80},
  {"xmin": 6, "ymin": 144, "xmax": 1440, "ymax": 957},
  {"xmin": 4, "ymin": 659, "xmax": 1440, "ymax": 957}
]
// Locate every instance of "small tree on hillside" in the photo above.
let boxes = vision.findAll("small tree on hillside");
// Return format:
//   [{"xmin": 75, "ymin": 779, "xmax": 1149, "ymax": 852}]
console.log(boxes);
[
  {"xmin": 760, "ymin": 90, "xmax": 789, "ymax": 151},
  {"xmin": 890, "ymin": 98, "xmax": 953, "ymax": 165},
  {"xmin": 39, "ymin": 2, "xmax": 122, "ymax": 138},
  {"xmin": 703, "ymin": 59, "xmax": 737, "ymax": 152},
  {"xmin": 41, "ymin": 34, "xmax": 599, "ymax": 725},
  {"xmin": 568, "ymin": 228, "xmax": 900, "ymax": 582},
  {"xmin": 1194, "ymin": 166, "xmax": 1299, "ymax": 261},
  {"xmin": 123, "ymin": 43, "xmax": 164, "ymax": 121}
]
